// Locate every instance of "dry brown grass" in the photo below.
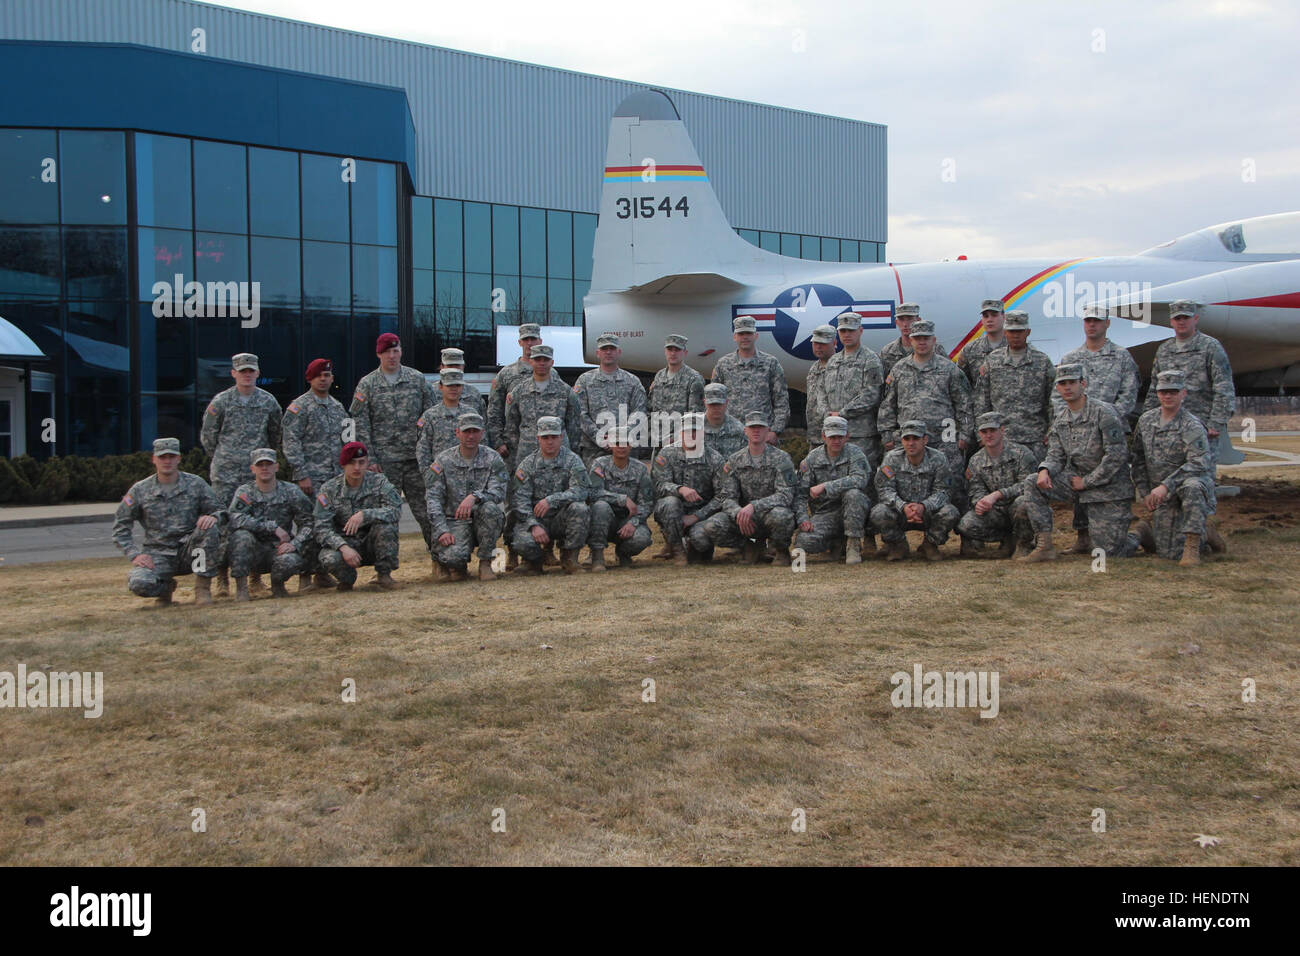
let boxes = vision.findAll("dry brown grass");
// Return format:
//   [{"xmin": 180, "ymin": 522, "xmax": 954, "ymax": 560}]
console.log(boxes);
[{"xmin": 2, "ymin": 485, "xmax": 1298, "ymax": 866}]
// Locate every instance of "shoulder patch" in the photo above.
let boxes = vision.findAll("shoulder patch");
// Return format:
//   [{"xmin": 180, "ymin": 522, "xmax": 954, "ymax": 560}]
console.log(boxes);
[
  {"xmin": 964, "ymin": 468, "xmax": 972, "ymax": 481},
  {"xmin": 287, "ymin": 402, "xmax": 301, "ymax": 414},
  {"xmin": 206, "ymin": 403, "xmax": 218, "ymax": 415},
  {"xmin": 353, "ymin": 391, "xmax": 365, "ymax": 403},
  {"xmin": 979, "ymin": 365, "xmax": 988, "ymax": 376},
  {"xmin": 506, "ymin": 393, "xmax": 514, "ymax": 405},
  {"xmin": 416, "ymin": 416, "xmax": 425, "ymax": 428},
  {"xmin": 122, "ymin": 492, "xmax": 134, "ymax": 506},
  {"xmin": 238, "ymin": 492, "xmax": 251, "ymax": 504},
  {"xmin": 516, "ymin": 467, "xmax": 526, "ymax": 481},
  {"xmin": 655, "ymin": 455, "xmax": 667, "ymax": 467},
  {"xmin": 881, "ymin": 465, "xmax": 895, "ymax": 479},
  {"xmin": 799, "ymin": 460, "xmax": 809, "ymax": 473},
  {"xmin": 885, "ymin": 375, "xmax": 894, "ymax": 385},
  {"xmin": 1105, "ymin": 424, "xmax": 1123, "ymax": 442},
  {"xmin": 593, "ymin": 465, "xmax": 604, "ymax": 478},
  {"xmin": 430, "ymin": 461, "xmax": 442, "ymax": 474},
  {"xmin": 317, "ymin": 493, "xmax": 329, "ymax": 507},
  {"xmin": 722, "ymin": 462, "xmax": 732, "ymax": 474}
]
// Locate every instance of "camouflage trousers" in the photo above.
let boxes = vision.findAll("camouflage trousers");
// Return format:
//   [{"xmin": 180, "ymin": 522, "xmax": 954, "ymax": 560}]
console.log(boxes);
[
  {"xmin": 512, "ymin": 501, "xmax": 591, "ymax": 560},
  {"xmin": 228, "ymin": 530, "xmax": 319, "ymax": 582},
  {"xmin": 794, "ymin": 489, "xmax": 869, "ymax": 554},
  {"xmin": 869, "ymin": 502, "xmax": 960, "ymax": 545},
  {"xmin": 211, "ymin": 479, "xmax": 240, "ymax": 570},
  {"xmin": 653, "ymin": 496, "xmax": 712, "ymax": 549},
  {"xmin": 692, "ymin": 503, "xmax": 796, "ymax": 551},
  {"xmin": 588, "ymin": 502, "xmax": 653, "ymax": 557},
  {"xmin": 957, "ymin": 501, "xmax": 1031, "ymax": 544},
  {"xmin": 1019, "ymin": 472, "xmax": 1136, "ymax": 556},
  {"xmin": 1139, "ymin": 479, "xmax": 1213, "ymax": 560},
  {"xmin": 937, "ymin": 441, "xmax": 970, "ymax": 512},
  {"xmin": 384, "ymin": 458, "xmax": 432, "ymax": 549},
  {"xmin": 433, "ymin": 502, "xmax": 505, "ymax": 569},
  {"xmin": 318, "ymin": 521, "xmax": 401, "ymax": 585},
  {"xmin": 126, "ymin": 526, "xmax": 222, "ymax": 597}
]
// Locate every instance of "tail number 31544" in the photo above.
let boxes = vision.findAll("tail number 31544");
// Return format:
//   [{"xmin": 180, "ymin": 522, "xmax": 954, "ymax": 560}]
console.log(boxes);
[{"xmin": 615, "ymin": 197, "xmax": 690, "ymax": 219}]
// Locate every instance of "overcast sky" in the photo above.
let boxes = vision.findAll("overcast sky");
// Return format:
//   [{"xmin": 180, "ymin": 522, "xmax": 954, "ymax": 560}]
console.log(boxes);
[{"xmin": 209, "ymin": 0, "xmax": 1299, "ymax": 263}]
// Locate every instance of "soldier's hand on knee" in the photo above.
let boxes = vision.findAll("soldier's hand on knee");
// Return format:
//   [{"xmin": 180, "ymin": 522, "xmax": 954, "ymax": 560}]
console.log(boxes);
[
  {"xmin": 196, "ymin": 514, "xmax": 217, "ymax": 531},
  {"xmin": 904, "ymin": 502, "xmax": 924, "ymax": 523},
  {"xmin": 618, "ymin": 522, "xmax": 635, "ymax": 540},
  {"xmin": 1036, "ymin": 469, "xmax": 1052, "ymax": 491},
  {"xmin": 799, "ymin": 520, "xmax": 814, "ymax": 533},
  {"xmin": 533, "ymin": 499, "xmax": 550, "ymax": 519},
  {"xmin": 975, "ymin": 492, "xmax": 999, "ymax": 516},
  {"xmin": 1145, "ymin": 486, "xmax": 1168, "ymax": 511},
  {"xmin": 679, "ymin": 486, "xmax": 701, "ymax": 504},
  {"xmin": 275, "ymin": 527, "xmax": 291, "ymax": 544},
  {"xmin": 624, "ymin": 496, "xmax": 638, "ymax": 516},
  {"xmin": 340, "ymin": 545, "xmax": 362, "ymax": 568},
  {"xmin": 439, "ymin": 532, "xmax": 456, "ymax": 547},
  {"xmin": 455, "ymin": 494, "xmax": 476, "ymax": 520},
  {"xmin": 531, "ymin": 525, "xmax": 550, "ymax": 546},
  {"xmin": 276, "ymin": 542, "xmax": 295, "ymax": 556},
  {"xmin": 132, "ymin": 554, "xmax": 155, "ymax": 570},
  {"xmin": 344, "ymin": 512, "xmax": 365, "ymax": 536},
  {"xmin": 682, "ymin": 514, "xmax": 699, "ymax": 529},
  {"xmin": 737, "ymin": 504, "xmax": 756, "ymax": 536},
  {"xmin": 810, "ymin": 482, "xmax": 827, "ymax": 499},
  {"xmin": 1070, "ymin": 475, "xmax": 1086, "ymax": 492}
]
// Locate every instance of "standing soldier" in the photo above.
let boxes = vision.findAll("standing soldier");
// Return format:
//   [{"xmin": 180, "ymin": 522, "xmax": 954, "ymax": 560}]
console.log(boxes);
[
  {"xmin": 586, "ymin": 429, "xmax": 655, "ymax": 571},
  {"xmin": 804, "ymin": 325, "xmax": 838, "ymax": 449},
  {"xmin": 314, "ymin": 441, "xmax": 402, "ymax": 591},
  {"xmin": 227, "ymin": 448, "xmax": 317, "ymax": 601},
  {"xmin": 426, "ymin": 412, "xmax": 509, "ymax": 582},
  {"xmin": 201, "ymin": 352, "xmax": 282, "ymax": 596},
  {"xmin": 647, "ymin": 333, "xmax": 705, "ymax": 450},
  {"xmin": 879, "ymin": 303, "xmax": 949, "ymax": 373},
  {"xmin": 416, "ymin": 368, "xmax": 472, "ymax": 475},
  {"xmin": 702, "ymin": 383, "xmax": 747, "ymax": 459},
  {"xmin": 956, "ymin": 299, "xmax": 1007, "ymax": 386},
  {"xmin": 1018, "ymin": 364, "xmax": 1136, "ymax": 562},
  {"xmin": 112, "ymin": 437, "xmax": 223, "ymax": 605},
  {"xmin": 511, "ymin": 416, "xmax": 591, "ymax": 575},
  {"xmin": 870, "ymin": 421, "xmax": 960, "ymax": 561},
  {"xmin": 349, "ymin": 333, "xmax": 436, "ymax": 550},
  {"xmin": 439, "ymin": 347, "xmax": 488, "ymax": 426},
  {"xmin": 794, "ymin": 415, "xmax": 871, "ymax": 565},
  {"xmin": 282, "ymin": 357, "xmax": 346, "ymax": 498},
  {"xmin": 819, "ymin": 311, "xmax": 886, "ymax": 468},
  {"xmin": 956, "ymin": 412, "xmax": 1039, "ymax": 558},
  {"xmin": 487, "ymin": 323, "xmax": 556, "ymax": 462},
  {"xmin": 651, "ymin": 413, "xmax": 726, "ymax": 566},
  {"xmin": 573, "ymin": 332, "xmax": 648, "ymax": 465},
  {"xmin": 974, "ymin": 310, "xmax": 1056, "ymax": 447},
  {"xmin": 711, "ymin": 315, "xmax": 790, "ymax": 444}
]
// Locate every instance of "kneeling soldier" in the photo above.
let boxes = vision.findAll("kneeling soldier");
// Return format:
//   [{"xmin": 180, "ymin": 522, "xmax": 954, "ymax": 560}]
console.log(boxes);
[
  {"xmin": 426, "ymin": 412, "xmax": 509, "ymax": 582},
  {"xmin": 870, "ymin": 420, "xmax": 960, "ymax": 561},
  {"xmin": 957, "ymin": 412, "xmax": 1039, "ymax": 558},
  {"xmin": 587, "ymin": 428, "xmax": 654, "ymax": 571},
  {"xmin": 652, "ymin": 413, "xmax": 726, "ymax": 565},
  {"xmin": 113, "ymin": 437, "xmax": 223, "ymax": 605},
  {"xmin": 794, "ymin": 415, "xmax": 871, "ymax": 564},
  {"xmin": 228, "ymin": 448, "xmax": 317, "ymax": 600},
  {"xmin": 314, "ymin": 441, "xmax": 402, "ymax": 590},
  {"xmin": 512, "ymin": 416, "xmax": 591, "ymax": 574}
]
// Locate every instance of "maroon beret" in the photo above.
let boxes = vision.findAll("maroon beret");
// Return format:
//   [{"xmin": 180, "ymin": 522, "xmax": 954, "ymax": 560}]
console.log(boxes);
[
  {"xmin": 375, "ymin": 332, "xmax": 401, "ymax": 354},
  {"xmin": 305, "ymin": 358, "xmax": 332, "ymax": 381},
  {"xmin": 339, "ymin": 441, "xmax": 369, "ymax": 466}
]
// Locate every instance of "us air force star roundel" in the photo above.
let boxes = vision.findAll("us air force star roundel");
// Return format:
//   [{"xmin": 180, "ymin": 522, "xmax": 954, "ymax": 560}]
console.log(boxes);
[{"xmin": 731, "ymin": 284, "xmax": 896, "ymax": 360}]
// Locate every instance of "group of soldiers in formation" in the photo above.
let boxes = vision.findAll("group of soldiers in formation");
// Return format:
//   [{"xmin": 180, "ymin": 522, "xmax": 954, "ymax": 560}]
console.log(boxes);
[{"xmin": 113, "ymin": 297, "xmax": 1235, "ymax": 603}]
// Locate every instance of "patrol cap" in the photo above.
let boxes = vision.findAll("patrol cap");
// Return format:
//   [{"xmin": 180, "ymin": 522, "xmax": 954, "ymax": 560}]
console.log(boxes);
[
  {"xmin": 1055, "ymin": 363, "xmax": 1085, "ymax": 383},
  {"xmin": 976, "ymin": 411, "xmax": 1004, "ymax": 431},
  {"xmin": 250, "ymin": 447, "xmax": 277, "ymax": 465},
  {"xmin": 1004, "ymin": 310, "xmax": 1031, "ymax": 330},
  {"xmin": 1170, "ymin": 299, "xmax": 1199, "ymax": 318},
  {"xmin": 909, "ymin": 319, "xmax": 936, "ymax": 337},
  {"xmin": 152, "ymin": 437, "xmax": 181, "ymax": 457},
  {"xmin": 439, "ymin": 368, "xmax": 464, "ymax": 386},
  {"xmin": 339, "ymin": 441, "xmax": 368, "ymax": 466},
  {"xmin": 665, "ymin": 333, "xmax": 688, "ymax": 349},
  {"xmin": 232, "ymin": 352, "xmax": 259, "ymax": 371},
  {"xmin": 1155, "ymin": 370, "xmax": 1187, "ymax": 391},
  {"xmin": 440, "ymin": 347, "xmax": 466, "ymax": 366},
  {"xmin": 535, "ymin": 416, "xmax": 564, "ymax": 437},
  {"xmin": 375, "ymin": 332, "xmax": 400, "ymax": 354},
  {"xmin": 733, "ymin": 315, "xmax": 757, "ymax": 333},
  {"xmin": 305, "ymin": 358, "xmax": 332, "ymax": 381},
  {"xmin": 680, "ymin": 412, "xmax": 704, "ymax": 432},
  {"xmin": 980, "ymin": 299, "xmax": 1005, "ymax": 314},
  {"xmin": 811, "ymin": 324, "xmax": 837, "ymax": 344},
  {"xmin": 518, "ymin": 323, "xmax": 542, "ymax": 341},
  {"xmin": 822, "ymin": 415, "xmax": 849, "ymax": 436},
  {"xmin": 596, "ymin": 331, "xmax": 621, "ymax": 349},
  {"xmin": 896, "ymin": 303, "xmax": 921, "ymax": 318},
  {"xmin": 744, "ymin": 410, "xmax": 770, "ymax": 429},
  {"xmin": 457, "ymin": 411, "xmax": 485, "ymax": 431},
  {"xmin": 704, "ymin": 383, "xmax": 728, "ymax": 404},
  {"xmin": 1081, "ymin": 304, "xmax": 1109, "ymax": 321},
  {"xmin": 835, "ymin": 311, "xmax": 862, "ymax": 330},
  {"xmin": 530, "ymin": 344, "xmax": 554, "ymax": 360},
  {"xmin": 899, "ymin": 420, "xmax": 929, "ymax": 439}
]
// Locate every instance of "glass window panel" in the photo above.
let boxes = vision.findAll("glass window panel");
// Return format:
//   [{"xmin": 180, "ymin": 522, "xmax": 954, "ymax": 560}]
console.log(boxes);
[
  {"xmin": 737, "ymin": 229, "xmax": 759, "ymax": 247},
  {"xmin": 135, "ymin": 133, "xmax": 191, "ymax": 229},
  {"xmin": 250, "ymin": 236, "xmax": 300, "ymax": 307},
  {"xmin": 877, "ymin": 243, "xmax": 887, "ymax": 263},
  {"xmin": 195, "ymin": 232, "xmax": 249, "ymax": 286},
  {"xmin": 247, "ymin": 307, "xmax": 299, "ymax": 404},
  {"xmin": 138, "ymin": 227, "xmax": 193, "ymax": 297},
  {"xmin": 352, "ymin": 244, "xmax": 398, "ymax": 311},
  {"xmin": 521, "ymin": 276, "xmax": 547, "ymax": 320},
  {"xmin": 548, "ymin": 278, "xmax": 572, "ymax": 317},
  {"xmin": 413, "ymin": 268, "xmax": 434, "ymax": 309},
  {"xmin": 249, "ymin": 147, "xmax": 299, "ymax": 238},
  {"xmin": 821, "ymin": 238, "xmax": 840, "ymax": 262},
  {"xmin": 435, "ymin": 271, "xmax": 463, "ymax": 310},
  {"xmin": 492, "ymin": 275, "xmax": 519, "ymax": 320},
  {"xmin": 351, "ymin": 161, "xmax": 396, "ymax": 246},
  {"xmin": 465, "ymin": 308, "xmax": 492, "ymax": 333},
  {"xmin": 302, "ymin": 240, "xmax": 350, "ymax": 311},
  {"xmin": 840, "ymin": 241, "xmax": 858, "ymax": 263},
  {"xmin": 572, "ymin": 213, "xmax": 596, "ymax": 281},
  {"xmin": 801, "ymin": 236, "xmax": 820, "ymax": 260},
  {"xmin": 139, "ymin": 393, "xmax": 197, "ymax": 451},
  {"xmin": 193, "ymin": 140, "xmax": 247, "ymax": 234},
  {"xmin": 301, "ymin": 153, "xmax": 349, "ymax": 242},
  {"xmin": 69, "ymin": 381, "xmax": 129, "ymax": 457},
  {"xmin": 411, "ymin": 197, "xmax": 433, "ymax": 270},
  {"xmin": 463, "ymin": 202, "xmax": 491, "ymax": 274},
  {"xmin": 0, "ymin": 129, "xmax": 59, "ymax": 224},
  {"xmin": 520, "ymin": 207, "xmax": 546, "ymax": 276},
  {"xmin": 547, "ymin": 211, "xmax": 572, "ymax": 279},
  {"xmin": 138, "ymin": 306, "xmax": 193, "ymax": 392},
  {"xmin": 64, "ymin": 227, "xmax": 128, "ymax": 300},
  {"xmin": 433, "ymin": 199, "xmax": 462, "ymax": 271},
  {"xmin": 196, "ymin": 316, "xmax": 242, "ymax": 398},
  {"xmin": 465, "ymin": 273, "xmax": 494, "ymax": 322},
  {"xmin": 781, "ymin": 234, "xmax": 800, "ymax": 257},
  {"xmin": 304, "ymin": 312, "xmax": 351, "ymax": 393},
  {"xmin": 492, "ymin": 204, "xmax": 519, "ymax": 275},
  {"xmin": 760, "ymin": 232, "xmax": 779, "ymax": 253},
  {"xmin": 0, "ymin": 227, "xmax": 61, "ymax": 298},
  {"xmin": 60, "ymin": 131, "xmax": 127, "ymax": 225}
]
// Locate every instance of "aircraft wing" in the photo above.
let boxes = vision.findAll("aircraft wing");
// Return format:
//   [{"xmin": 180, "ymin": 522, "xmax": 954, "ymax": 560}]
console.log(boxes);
[{"xmin": 625, "ymin": 273, "xmax": 747, "ymax": 295}]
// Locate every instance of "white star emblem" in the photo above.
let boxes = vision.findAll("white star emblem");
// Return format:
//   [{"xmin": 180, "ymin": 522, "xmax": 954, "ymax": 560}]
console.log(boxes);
[{"xmin": 776, "ymin": 286, "xmax": 847, "ymax": 349}]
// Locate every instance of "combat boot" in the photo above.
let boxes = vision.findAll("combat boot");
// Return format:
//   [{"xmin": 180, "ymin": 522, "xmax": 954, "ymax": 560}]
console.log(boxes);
[
  {"xmin": 235, "ymin": 577, "xmax": 252, "ymax": 602},
  {"xmin": 375, "ymin": 572, "xmax": 398, "ymax": 590},
  {"xmin": 652, "ymin": 543, "xmax": 674, "ymax": 560},
  {"xmin": 156, "ymin": 579, "xmax": 177, "ymax": 606},
  {"xmin": 1066, "ymin": 530, "xmax": 1093, "ymax": 554},
  {"xmin": 271, "ymin": 580, "xmax": 289, "ymax": 599},
  {"xmin": 337, "ymin": 581, "xmax": 353, "ymax": 592},
  {"xmin": 313, "ymin": 572, "xmax": 336, "ymax": 590},
  {"xmin": 516, "ymin": 558, "xmax": 544, "ymax": 576},
  {"xmin": 589, "ymin": 549, "xmax": 607, "ymax": 573},
  {"xmin": 862, "ymin": 535, "xmax": 880, "ymax": 559},
  {"xmin": 215, "ymin": 568, "xmax": 229, "ymax": 598},
  {"xmin": 1018, "ymin": 532, "xmax": 1058, "ymax": 563},
  {"xmin": 505, "ymin": 549, "xmax": 519, "ymax": 573},
  {"xmin": 249, "ymin": 573, "xmax": 267, "ymax": 595},
  {"xmin": 992, "ymin": 536, "xmax": 1016, "ymax": 559},
  {"xmin": 670, "ymin": 544, "xmax": 689, "ymax": 568},
  {"xmin": 1179, "ymin": 533, "xmax": 1202, "ymax": 567},
  {"xmin": 194, "ymin": 576, "xmax": 213, "ymax": 606},
  {"xmin": 959, "ymin": 536, "xmax": 981, "ymax": 558},
  {"xmin": 919, "ymin": 539, "xmax": 944, "ymax": 562},
  {"xmin": 618, "ymin": 553, "xmax": 636, "ymax": 569},
  {"xmin": 542, "ymin": 545, "xmax": 560, "ymax": 567},
  {"xmin": 478, "ymin": 561, "xmax": 497, "ymax": 582},
  {"xmin": 828, "ymin": 538, "xmax": 845, "ymax": 562},
  {"xmin": 741, "ymin": 540, "xmax": 762, "ymax": 565},
  {"xmin": 433, "ymin": 559, "xmax": 450, "ymax": 582},
  {"xmin": 845, "ymin": 539, "xmax": 862, "ymax": 565},
  {"xmin": 560, "ymin": 548, "xmax": 582, "ymax": 574},
  {"xmin": 298, "ymin": 573, "xmax": 315, "ymax": 593},
  {"xmin": 1205, "ymin": 522, "xmax": 1227, "ymax": 554},
  {"xmin": 1135, "ymin": 520, "xmax": 1157, "ymax": 554},
  {"xmin": 885, "ymin": 539, "xmax": 909, "ymax": 562},
  {"xmin": 447, "ymin": 567, "xmax": 467, "ymax": 582}
]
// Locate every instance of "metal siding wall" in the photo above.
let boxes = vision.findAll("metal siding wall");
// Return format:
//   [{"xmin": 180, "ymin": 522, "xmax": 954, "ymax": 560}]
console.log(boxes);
[{"xmin": 2, "ymin": 0, "xmax": 885, "ymax": 241}]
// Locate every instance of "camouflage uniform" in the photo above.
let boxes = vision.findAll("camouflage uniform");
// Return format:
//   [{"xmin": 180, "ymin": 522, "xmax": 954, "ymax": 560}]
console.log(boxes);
[
  {"xmin": 1055, "ymin": 339, "xmax": 1141, "ymax": 429},
  {"xmin": 228, "ymin": 479, "xmax": 318, "ymax": 583},
  {"xmin": 415, "ymin": 402, "xmax": 469, "ymax": 475},
  {"xmin": 587, "ymin": 455, "xmax": 654, "ymax": 559},
  {"xmin": 511, "ymin": 447, "xmax": 591, "ymax": 560},
  {"xmin": 957, "ymin": 441, "xmax": 1039, "ymax": 542},
  {"xmin": 693, "ymin": 445, "xmax": 798, "ymax": 551},
  {"xmin": 956, "ymin": 333, "xmax": 1003, "ymax": 386},
  {"xmin": 648, "ymin": 365, "xmax": 705, "ymax": 447},
  {"xmin": 804, "ymin": 359, "xmax": 832, "ymax": 448},
  {"xmin": 710, "ymin": 351, "xmax": 790, "ymax": 434},
  {"xmin": 974, "ymin": 346, "xmax": 1057, "ymax": 446},
  {"xmin": 878, "ymin": 354, "xmax": 974, "ymax": 505},
  {"xmin": 703, "ymin": 413, "xmax": 746, "ymax": 460},
  {"xmin": 488, "ymin": 358, "xmax": 557, "ymax": 459},
  {"xmin": 281, "ymin": 390, "xmax": 347, "ymax": 491},
  {"xmin": 425, "ymin": 445, "xmax": 509, "ymax": 569},
  {"xmin": 113, "ymin": 472, "xmax": 223, "ymax": 597},
  {"xmin": 505, "ymin": 377, "xmax": 582, "ymax": 464},
  {"xmin": 1142, "ymin": 332, "xmax": 1235, "ymax": 468},
  {"xmin": 1020, "ymin": 398, "xmax": 1136, "ymax": 556},
  {"xmin": 879, "ymin": 337, "xmax": 948, "ymax": 375},
  {"xmin": 817, "ymin": 346, "xmax": 885, "ymax": 469},
  {"xmin": 200, "ymin": 385, "xmax": 282, "ymax": 506},
  {"xmin": 349, "ymin": 365, "xmax": 436, "ymax": 547},
  {"xmin": 870, "ymin": 447, "xmax": 960, "ymax": 544},
  {"xmin": 458, "ymin": 385, "xmax": 488, "ymax": 429},
  {"xmin": 573, "ymin": 367, "xmax": 648, "ymax": 464},
  {"xmin": 1130, "ymin": 406, "xmax": 1214, "ymax": 560},
  {"xmin": 313, "ymin": 471, "xmax": 403, "ymax": 584},
  {"xmin": 794, "ymin": 443, "xmax": 871, "ymax": 554},
  {"xmin": 651, "ymin": 442, "xmax": 726, "ymax": 551}
]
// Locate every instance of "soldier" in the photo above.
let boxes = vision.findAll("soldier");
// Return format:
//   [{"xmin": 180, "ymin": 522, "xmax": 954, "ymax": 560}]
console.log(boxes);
[
  {"xmin": 227, "ymin": 448, "xmax": 317, "ymax": 601},
  {"xmin": 1055, "ymin": 305, "xmax": 1142, "ymax": 554},
  {"xmin": 647, "ymin": 333, "xmax": 705, "ymax": 450},
  {"xmin": 956, "ymin": 299, "xmax": 1007, "ymax": 386},
  {"xmin": 1018, "ymin": 364, "xmax": 1136, "ymax": 562},
  {"xmin": 870, "ymin": 421, "xmax": 960, "ymax": 561},
  {"xmin": 349, "ymin": 333, "xmax": 436, "ymax": 550},
  {"xmin": 691, "ymin": 411, "xmax": 798, "ymax": 564},
  {"xmin": 974, "ymin": 310, "xmax": 1056, "ymax": 447},
  {"xmin": 819, "ymin": 311, "xmax": 886, "ymax": 469},
  {"xmin": 587, "ymin": 428, "xmax": 654, "ymax": 571},
  {"xmin": 439, "ymin": 347, "xmax": 488, "ymax": 426},
  {"xmin": 201, "ymin": 352, "xmax": 282, "ymax": 595},
  {"xmin": 426, "ymin": 412, "xmax": 509, "ymax": 582},
  {"xmin": 573, "ymin": 332, "xmax": 648, "ymax": 465},
  {"xmin": 702, "ymin": 383, "xmax": 746, "ymax": 459},
  {"xmin": 710, "ymin": 315, "xmax": 790, "ymax": 444},
  {"xmin": 112, "ymin": 438, "xmax": 223, "ymax": 605},
  {"xmin": 282, "ymin": 358, "xmax": 346, "ymax": 499},
  {"xmin": 651, "ymin": 413, "xmax": 726, "ymax": 565},
  {"xmin": 879, "ymin": 303, "xmax": 949, "ymax": 372},
  {"xmin": 956, "ymin": 412, "xmax": 1038, "ymax": 558},
  {"xmin": 487, "ymin": 323, "xmax": 557, "ymax": 462},
  {"xmin": 511, "ymin": 416, "xmax": 591, "ymax": 575},
  {"xmin": 416, "ymin": 368, "xmax": 471, "ymax": 475},
  {"xmin": 1142, "ymin": 299, "xmax": 1235, "ymax": 470},
  {"xmin": 804, "ymin": 324, "xmax": 838, "ymax": 449},
  {"xmin": 1130, "ymin": 370, "xmax": 1223, "ymax": 566},
  {"xmin": 794, "ymin": 415, "xmax": 871, "ymax": 564},
  {"xmin": 314, "ymin": 441, "xmax": 402, "ymax": 591}
]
